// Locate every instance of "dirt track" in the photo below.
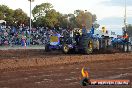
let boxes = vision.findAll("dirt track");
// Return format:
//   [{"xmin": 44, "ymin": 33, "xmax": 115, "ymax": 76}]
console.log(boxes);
[{"xmin": 0, "ymin": 49, "xmax": 132, "ymax": 88}]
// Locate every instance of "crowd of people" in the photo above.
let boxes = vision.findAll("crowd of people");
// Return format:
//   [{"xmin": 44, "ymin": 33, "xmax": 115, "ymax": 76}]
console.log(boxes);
[
  {"xmin": 0, "ymin": 25, "xmax": 70, "ymax": 47},
  {"xmin": 0, "ymin": 26, "xmax": 30, "ymax": 47}
]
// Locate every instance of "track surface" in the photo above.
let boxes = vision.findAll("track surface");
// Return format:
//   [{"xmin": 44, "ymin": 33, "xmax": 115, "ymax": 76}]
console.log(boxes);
[{"xmin": 0, "ymin": 49, "xmax": 132, "ymax": 88}]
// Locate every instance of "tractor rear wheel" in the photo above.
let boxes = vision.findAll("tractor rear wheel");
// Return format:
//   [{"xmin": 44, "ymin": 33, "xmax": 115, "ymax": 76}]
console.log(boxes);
[{"xmin": 84, "ymin": 39, "xmax": 93, "ymax": 54}]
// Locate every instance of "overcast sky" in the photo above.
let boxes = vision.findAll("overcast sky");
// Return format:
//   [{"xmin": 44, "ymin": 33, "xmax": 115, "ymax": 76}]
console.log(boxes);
[{"xmin": 0, "ymin": 0, "xmax": 132, "ymax": 34}]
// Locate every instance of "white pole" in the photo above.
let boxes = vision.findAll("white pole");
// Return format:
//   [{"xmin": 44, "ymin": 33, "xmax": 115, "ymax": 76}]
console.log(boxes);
[
  {"xmin": 30, "ymin": 0, "xmax": 31, "ymax": 38},
  {"xmin": 124, "ymin": 0, "xmax": 127, "ymax": 32},
  {"xmin": 27, "ymin": 0, "xmax": 34, "ymax": 46}
]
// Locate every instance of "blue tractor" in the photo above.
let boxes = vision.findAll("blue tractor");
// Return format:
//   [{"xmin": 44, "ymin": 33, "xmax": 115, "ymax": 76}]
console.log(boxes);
[
  {"xmin": 111, "ymin": 31, "xmax": 131, "ymax": 52},
  {"xmin": 61, "ymin": 26, "xmax": 121, "ymax": 54},
  {"xmin": 61, "ymin": 28, "xmax": 94, "ymax": 54},
  {"xmin": 112, "ymin": 37, "xmax": 131, "ymax": 52}
]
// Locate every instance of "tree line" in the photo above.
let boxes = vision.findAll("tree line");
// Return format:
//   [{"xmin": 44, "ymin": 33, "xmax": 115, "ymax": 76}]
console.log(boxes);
[
  {"xmin": 32, "ymin": 3, "xmax": 99, "ymax": 29},
  {"xmin": 0, "ymin": 3, "xmax": 99, "ymax": 29},
  {"xmin": 0, "ymin": 5, "xmax": 29, "ymax": 26}
]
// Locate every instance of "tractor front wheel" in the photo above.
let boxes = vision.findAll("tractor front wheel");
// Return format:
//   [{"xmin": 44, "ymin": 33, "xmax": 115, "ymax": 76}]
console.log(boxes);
[
  {"xmin": 62, "ymin": 44, "xmax": 69, "ymax": 54},
  {"xmin": 45, "ymin": 44, "xmax": 50, "ymax": 52}
]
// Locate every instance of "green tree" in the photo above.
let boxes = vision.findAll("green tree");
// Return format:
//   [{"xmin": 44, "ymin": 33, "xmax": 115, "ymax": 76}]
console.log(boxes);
[
  {"xmin": 32, "ymin": 3, "xmax": 61, "ymax": 27},
  {"xmin": 57, "ymin": 14, "xmax": 69, "ymax": 28},
  {"xmin": 74, "ymin": 10, "xmax": 97, "ymax": 30},
  {"xmin": 0, "ymin": 5, "xmax": 29, "ymax": 26},
  {"xmin": 0, "ymin": 11, "xmax": 4, "ymax": 20},
  {"xmin": 32, "ymin": 3, "xmax": 99, "ymax": 29},
  {"xmin": 13, "ymin": 8, "xmax": 29, "ymax": 26},
  {"xmin": 32, "ymin": 3, "xmax": 53, "ymax": 20},
  {"xmin": 0, "ymin": 5, "xmax": 14, "ymax": 25},
  {"xmin": 33, "ymin": 9, "xmax": 60, "ymax": 27},
  {"xmin": 44, "ymin": 9, "xmax": 60, "ymax": 27}
]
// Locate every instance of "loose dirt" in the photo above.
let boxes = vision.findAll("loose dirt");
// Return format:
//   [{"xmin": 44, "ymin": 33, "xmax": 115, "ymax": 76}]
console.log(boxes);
[{"xmin": 0, "ymin": 49, "xmax": 132, "ymax": 88}]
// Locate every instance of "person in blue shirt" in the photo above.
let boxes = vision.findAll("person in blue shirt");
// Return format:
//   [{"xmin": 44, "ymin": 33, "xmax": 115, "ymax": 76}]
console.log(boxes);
[{"xmin": 90, "ymin": 25, "xmax": 94, "ymax": 34}]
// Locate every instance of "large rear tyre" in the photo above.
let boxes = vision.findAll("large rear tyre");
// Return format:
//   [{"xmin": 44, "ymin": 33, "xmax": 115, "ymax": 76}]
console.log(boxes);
[
  {"xmin": 84, "ymin": 40, "xmax": 93, "ymax": 54},
  {"xmin": 62, "ymin": 44, "xmax": 70, "ymax": 54}
]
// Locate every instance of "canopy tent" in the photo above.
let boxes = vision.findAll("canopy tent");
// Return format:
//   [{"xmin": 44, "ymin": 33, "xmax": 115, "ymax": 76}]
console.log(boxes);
[{"xmin": 0, "ymin": 20, "xmax": 6, "ymax": 24}]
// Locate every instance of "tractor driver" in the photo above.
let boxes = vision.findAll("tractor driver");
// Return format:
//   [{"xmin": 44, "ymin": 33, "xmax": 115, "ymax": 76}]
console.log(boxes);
[
  {"xmin": 74, "ymin": 29, "xmax": 80, "ymax": 45},
  {"xmin": 74, "ymin": 26, "xmax": 87, "ymax": 45},
  {"xmin": 123, "ymin": 31, "xmax": 129, "ymax": 42}
]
